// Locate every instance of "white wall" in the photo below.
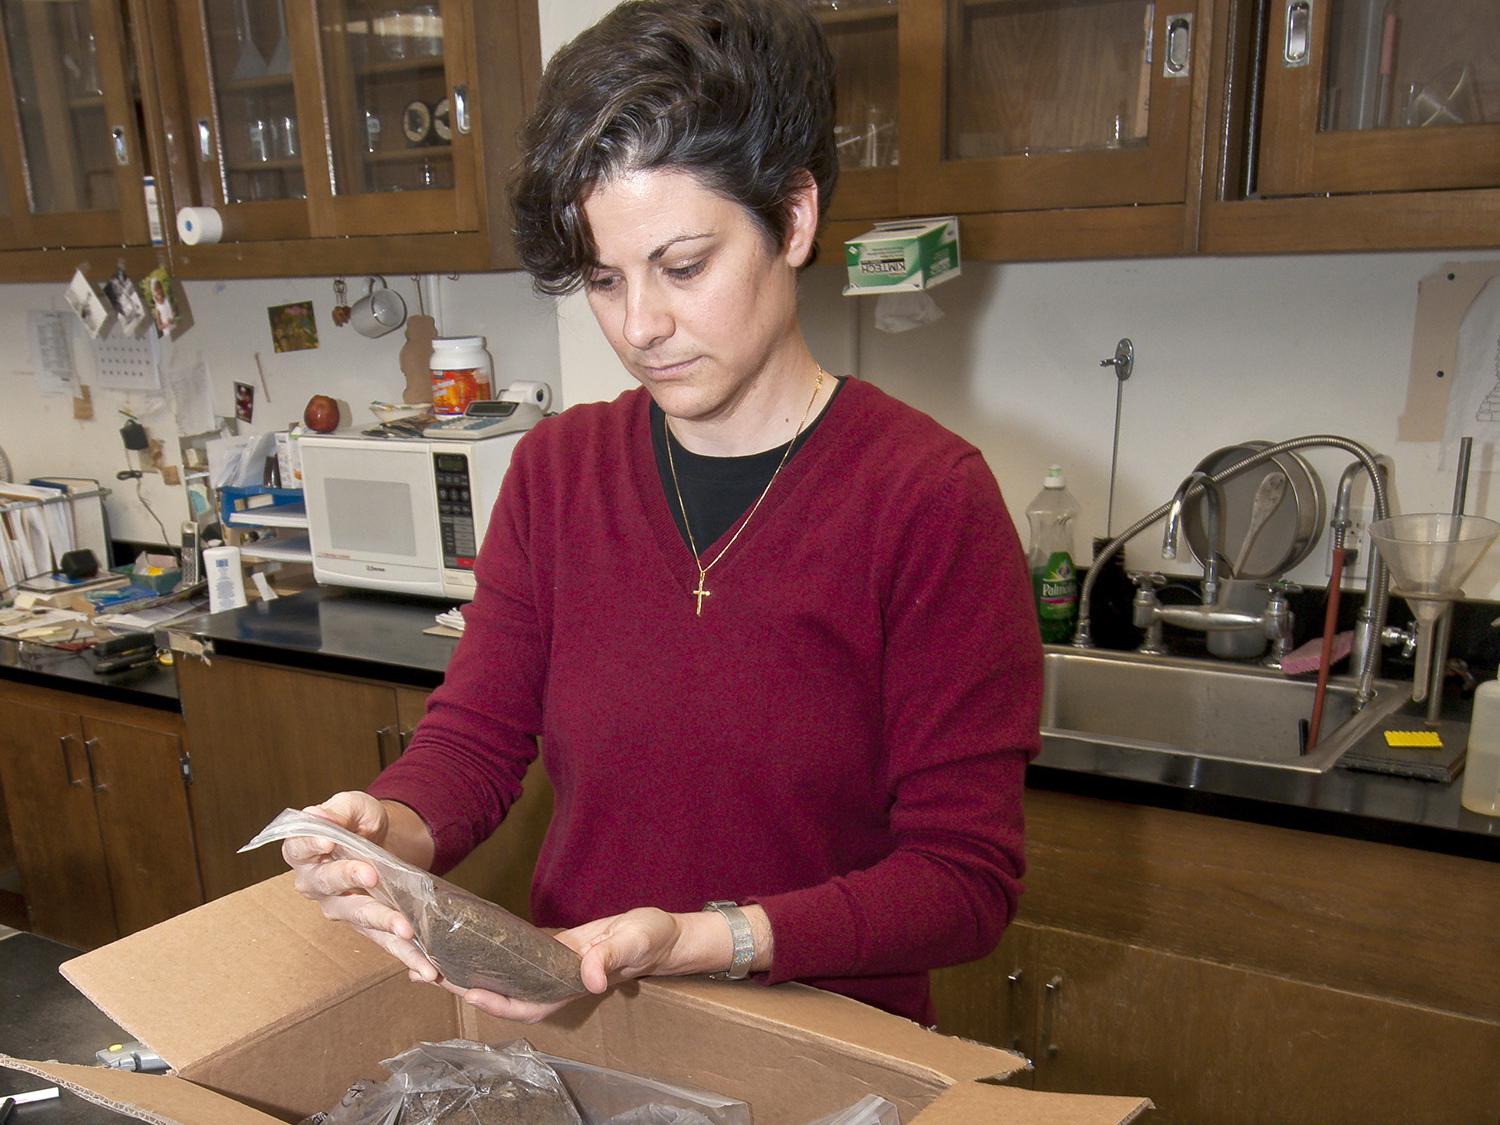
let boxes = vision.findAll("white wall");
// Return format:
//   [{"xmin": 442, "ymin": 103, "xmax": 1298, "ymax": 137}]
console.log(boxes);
[
  {"xmin": 4, "ymin": 0, "xmax": 1498, "ymax": 600},
  {"xmin": 796, "ymin": 250, "xmax": 1500, "ymax": 598},
  {"xmin": 5, "ymin": 248, "xmax": 1498, "ymax": 595},
  {"xmin": 0, "ymin": 272, "xmax": 559, "ymax": 546}
]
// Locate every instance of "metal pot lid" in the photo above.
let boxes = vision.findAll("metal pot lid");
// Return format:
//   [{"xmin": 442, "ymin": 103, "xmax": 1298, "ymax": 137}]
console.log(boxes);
[{"xmin": 1181, "ymin": 442, "xmax": 1325, "ymax": 581}]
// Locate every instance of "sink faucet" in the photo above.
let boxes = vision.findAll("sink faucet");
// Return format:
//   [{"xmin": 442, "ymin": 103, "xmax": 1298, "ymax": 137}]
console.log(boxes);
[
  {"xmin": 1072, "ymin": 434, "xmax": 1393, "ymax": 707},
  {"xmin": 1162, "ymin": 471, "xmax": 1226, "ymax": 605}
]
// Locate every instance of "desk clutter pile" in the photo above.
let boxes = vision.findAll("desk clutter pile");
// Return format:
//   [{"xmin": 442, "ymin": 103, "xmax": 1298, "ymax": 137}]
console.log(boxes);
[{"xmin": 0, "ymin": 478, "xmax": 205, "ymax": 661}]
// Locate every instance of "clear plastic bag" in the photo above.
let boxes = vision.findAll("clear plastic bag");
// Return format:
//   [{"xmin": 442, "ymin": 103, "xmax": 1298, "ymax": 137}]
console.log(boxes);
[
  {"xmin": 540, "ymin": 1054, "xmax": 751, "ymax": 1125},
  {"xmin": 804, "ymin": 1095, "xmax": 900, "ymax": 1125},
  {"xmin": 243, "ymin": 808, "xmax": 584, "ymax": 1002},
  {"xmin": 301, "ymin": 1039, "xmax": 583, "ymax": 1125}
]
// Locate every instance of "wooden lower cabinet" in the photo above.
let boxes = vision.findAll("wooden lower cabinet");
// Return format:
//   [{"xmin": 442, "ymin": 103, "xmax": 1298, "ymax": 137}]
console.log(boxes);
[
  {"xmin": 178, "ymin": 657, "xmax": 553, "ymax": 917},
  {"xmin": 933, "ymin": 788, "xmax": 1500, "ymax": 1123},
  {"xmin": 177, "ymin": 655, "xmax": 398, "ymax": 899},
  {"xmin": 0, "ymin": 685, "xmax": 202, "ymax": 949}
]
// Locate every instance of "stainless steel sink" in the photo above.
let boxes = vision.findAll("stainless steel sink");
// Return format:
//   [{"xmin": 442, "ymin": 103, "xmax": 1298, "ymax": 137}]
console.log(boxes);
[{"xmin": 1040, "ymin": 645, "xmax": 1408, "ymax": 773}]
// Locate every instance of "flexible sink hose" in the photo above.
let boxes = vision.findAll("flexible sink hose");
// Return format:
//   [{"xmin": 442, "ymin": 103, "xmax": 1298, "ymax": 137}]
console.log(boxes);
[{"xmin": 1307, "ymin": 541, "xmax": 1346, "ymax": 750}]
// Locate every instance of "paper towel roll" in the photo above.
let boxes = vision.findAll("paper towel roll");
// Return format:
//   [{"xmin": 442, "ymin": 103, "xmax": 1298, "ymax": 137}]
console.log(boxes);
[
  {"xmin": 498, "ymin": 381, "xmax": 553, "ymax": 411},
  {"xmin": 176, "ymin": 206, "xmax": 224, "ymax": 245}
]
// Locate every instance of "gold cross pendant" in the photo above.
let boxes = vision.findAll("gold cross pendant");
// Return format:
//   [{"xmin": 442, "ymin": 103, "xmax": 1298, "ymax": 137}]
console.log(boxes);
[{"xmin": 692, "ymin": 571, "xmax": 711, "ymax": 616}]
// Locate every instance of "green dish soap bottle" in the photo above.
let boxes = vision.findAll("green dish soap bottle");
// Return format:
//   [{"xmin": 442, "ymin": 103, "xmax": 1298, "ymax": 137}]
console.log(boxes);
[{"xmin": 1026, "ymin": 465, "xmax": 1080, "ymax": 644}]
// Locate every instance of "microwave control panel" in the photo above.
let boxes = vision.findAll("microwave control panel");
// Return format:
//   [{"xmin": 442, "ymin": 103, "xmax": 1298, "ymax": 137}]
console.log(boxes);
[{"xmin": 433, "ymin": 451, "xmax": 479, "ymax": 571}]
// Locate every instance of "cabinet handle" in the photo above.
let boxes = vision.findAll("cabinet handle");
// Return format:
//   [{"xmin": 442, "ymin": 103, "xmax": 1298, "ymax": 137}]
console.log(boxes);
[
  {"xmin": 59, "ymin": 734, "xmax": 85, "ymax": 787},
  {"xmin": 1283, "ymin": 0, "xmax": 1312, "ymax": 67},
  {"xmin": 452, "ymin": 85, "xmax": 471, "ymax": 135},
  {"xmin": 375, "ymin": 725, "xmax": 397, "ymax": 768},
  {"xmin": 1042, "ymin": 974, "xmax": 1063, "ymax": 1057},
  {"xmin": 111, "ymin": 126, "xmax": 129, "ymax": 166},
  {"xmin": 83, "ymin": 737, "xmax": 105, "ymax": 792},
  {"xmin": 1005, "ymin": 967, "xmax": 1025, "ymax": 1052},
  {"xmin": 1163, "ymin": 14, "xmax": 1192, "ymax": 77},
  {"xmin": 197, "ymin": 118, "xmax": 213, "ymax": 161},
  {"xmin": 398, "ymin": 727, "xmax": 415, "ymax": 752}
]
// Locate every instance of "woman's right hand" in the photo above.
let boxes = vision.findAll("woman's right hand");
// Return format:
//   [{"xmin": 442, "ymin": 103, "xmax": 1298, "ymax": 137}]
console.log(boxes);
[{"xmin": 282, "ymin": 791, "xmax": 441, "ymax": 983}]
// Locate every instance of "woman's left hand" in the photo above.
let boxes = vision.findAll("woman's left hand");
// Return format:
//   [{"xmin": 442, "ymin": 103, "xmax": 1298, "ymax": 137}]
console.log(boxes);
[{"xmin": 422, "ymin": 907, "xmax": 693, "ymax": 1024}]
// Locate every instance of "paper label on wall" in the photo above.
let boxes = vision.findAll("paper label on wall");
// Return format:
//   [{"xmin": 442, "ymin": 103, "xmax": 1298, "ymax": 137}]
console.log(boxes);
[
  {"xmin": 27, "ymin": 311, "xmax": 76, "ymax": 395},
  {"xmin": 1442, "ymin": 277, "xmax": 1500, "ymax": 472},
  {"xmin": 94, "ymin": 332, "xmax": 162, "ymax": 391},
  {"xmin": 163, "ymin": 360, "xmax": 218, "ymax": 437}
]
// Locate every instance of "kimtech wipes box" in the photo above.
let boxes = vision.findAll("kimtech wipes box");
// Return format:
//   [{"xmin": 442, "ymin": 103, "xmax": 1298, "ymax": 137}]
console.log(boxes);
[
  {"xmin": 844, "ymin": 218, "xmax": 961, "ymax": 295},
  {"xmin": 1, "ymin": 876, "xmax": 1150, "ymax": 1124}
]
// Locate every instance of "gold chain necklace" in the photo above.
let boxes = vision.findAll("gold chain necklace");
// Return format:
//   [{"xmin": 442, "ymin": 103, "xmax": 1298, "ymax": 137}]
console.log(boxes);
[{"xmin": 665, "ymin": 369, "xmax": 825, "ymax": 616}]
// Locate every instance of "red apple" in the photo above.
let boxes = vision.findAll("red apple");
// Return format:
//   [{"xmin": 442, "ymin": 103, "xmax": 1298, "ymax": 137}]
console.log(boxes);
[{"xmin": 303, "ymin": 394, "xmax": 340, "ymax": 433}]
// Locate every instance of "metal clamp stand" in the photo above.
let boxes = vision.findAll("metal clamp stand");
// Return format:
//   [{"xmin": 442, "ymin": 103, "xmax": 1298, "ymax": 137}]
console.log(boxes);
[{"xmin": 1427, "ymin": 436, "xmax": 1473, "ymax": 724}]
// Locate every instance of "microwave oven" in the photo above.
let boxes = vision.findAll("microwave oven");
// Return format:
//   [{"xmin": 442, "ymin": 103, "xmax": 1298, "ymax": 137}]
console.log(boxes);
[{"xmin": 298, "ymin": 429, "xmax": 523, "ymax": 600}]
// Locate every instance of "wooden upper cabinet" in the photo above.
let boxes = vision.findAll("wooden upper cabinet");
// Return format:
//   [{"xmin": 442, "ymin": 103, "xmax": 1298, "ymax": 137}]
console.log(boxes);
[
  {"xmin": 311, "ymin": 0, "xmax": 478, "ymax": 237},
  {"xmin": 164, "ymin": 0, "xmax": 535, "ymax": 273},
  {"xmin": 899, "ymin": 0, "xmax": 1203, "ymax": 214},
  {"xmin": 0, "ymin": 0, "xmax": 152, "ymax": 249},
  {"xmin": 817, "ymin": 1, "xmax": 900, "ymax": 222},
  {"xmin": 172, "ymin": 0, "xmax": 315, "ymax": 241},
  {"xmin": 1257, "ymin": 0, "xmax": 1500, "ymax": 197}
]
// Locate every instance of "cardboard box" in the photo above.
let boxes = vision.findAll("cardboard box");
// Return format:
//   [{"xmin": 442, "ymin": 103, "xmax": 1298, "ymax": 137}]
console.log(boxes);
[
  {"xmin": 1, "ymin": 876, "xmax": 1150, "ymax": 1123},
  {"xmin": 843, "ymin": 218, "xmax": 961, "ymax": 295}
]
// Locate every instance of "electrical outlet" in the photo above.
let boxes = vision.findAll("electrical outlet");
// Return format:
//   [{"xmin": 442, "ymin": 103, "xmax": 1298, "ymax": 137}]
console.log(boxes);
[{"xmin": 1326, "ymin": 505, "xmax": 1373, "ymax": 582}]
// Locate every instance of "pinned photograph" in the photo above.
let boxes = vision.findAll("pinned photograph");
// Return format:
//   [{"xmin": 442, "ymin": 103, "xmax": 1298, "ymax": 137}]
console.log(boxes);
[
  {"xmin": 140, "ymin": 266, "xmax": 181, "ymax": 337},
  {"xmin": 103, "ymin": 264, "xmax": 151, "ymax": 337},
  {"xmin": 268, "ymin": 301, "xmax": 319, "ymax": 353},
  {"xmin": 234, "ymin": 380, "xmax": 255, "ymax": 423},
  {"xmin": 65, "ymin": 268, "xmax": 115, "ymax": 339}
]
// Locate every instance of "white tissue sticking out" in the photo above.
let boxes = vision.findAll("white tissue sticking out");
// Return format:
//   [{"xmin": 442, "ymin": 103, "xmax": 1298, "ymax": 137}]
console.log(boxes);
[{"xmin": 874, "ymin": 290, "xmax": 944, "ymax": 334}]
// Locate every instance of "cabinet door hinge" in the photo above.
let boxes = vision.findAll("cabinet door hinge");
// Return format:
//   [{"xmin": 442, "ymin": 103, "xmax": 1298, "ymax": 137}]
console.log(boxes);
[{"xmin": 179, "ymin": 749, "xmax": 192, "ymax": 785}]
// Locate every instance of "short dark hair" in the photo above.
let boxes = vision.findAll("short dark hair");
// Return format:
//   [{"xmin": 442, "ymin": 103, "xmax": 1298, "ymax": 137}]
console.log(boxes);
[{"xmin": 509, "ymin": 0, "xmax": 838, "ymax": 296}]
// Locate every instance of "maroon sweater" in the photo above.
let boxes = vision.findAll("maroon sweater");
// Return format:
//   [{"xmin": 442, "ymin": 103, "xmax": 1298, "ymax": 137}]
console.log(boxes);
[{"xmin": 368, "ymin": 377, "xmax": 1041, "ymax": 1023}]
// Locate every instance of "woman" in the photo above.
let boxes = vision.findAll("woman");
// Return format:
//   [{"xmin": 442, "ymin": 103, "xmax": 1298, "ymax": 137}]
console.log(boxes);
[{"xmin": 284, "ymin": 0, "xmax": 1041, "ymax": 1028}]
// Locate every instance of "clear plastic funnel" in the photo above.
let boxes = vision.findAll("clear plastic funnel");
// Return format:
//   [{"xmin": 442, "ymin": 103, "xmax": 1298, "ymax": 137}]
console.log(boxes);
[{"xmin": 1368, "ymin": 513, "xmax": 1500, "ymax": 702}]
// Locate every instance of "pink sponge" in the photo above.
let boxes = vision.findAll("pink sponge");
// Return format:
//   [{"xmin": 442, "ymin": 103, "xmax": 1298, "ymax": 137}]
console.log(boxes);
[{"xmin": 1281, "ymin": 631, "xmax": 1354, "ymax": 675}]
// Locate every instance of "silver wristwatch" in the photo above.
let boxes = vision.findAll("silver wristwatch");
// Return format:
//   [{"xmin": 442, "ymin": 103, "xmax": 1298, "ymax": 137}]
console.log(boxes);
[{"xmin": 702, "ymin": 900, "xmax": 754, "ymax": 980}]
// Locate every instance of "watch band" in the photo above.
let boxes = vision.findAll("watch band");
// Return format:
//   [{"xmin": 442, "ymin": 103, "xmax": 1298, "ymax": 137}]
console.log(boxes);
[{"xmin": 702, "ymin": 900, "xmax": 754, "ymax": 980}]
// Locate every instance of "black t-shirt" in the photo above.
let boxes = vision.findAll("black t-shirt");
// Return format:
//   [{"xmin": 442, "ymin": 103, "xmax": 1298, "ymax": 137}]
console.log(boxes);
[{"xmin": 650, "ymin": 377, "xmax": 844, "ymax": 551}]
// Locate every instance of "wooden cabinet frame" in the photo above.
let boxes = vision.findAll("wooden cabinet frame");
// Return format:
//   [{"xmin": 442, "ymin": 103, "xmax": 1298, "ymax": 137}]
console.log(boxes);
[
  {"xmin": 1200, "ymin": 0, "xmax": 1500, "ymax": 253},
  {"xmin": 163, "ymin": 0, "xmax": 537, "ymax": 276},
  {"xmin": 933, "ymin": 788, "xmax": 1500, "ymax": 1120},
  {"xmin": 0, "ymin": 677, "xmax": 203, "ymax": 949},
  {"xmin": 826, "ymin": 0, "xmax": 1216, "ymax": 263}
]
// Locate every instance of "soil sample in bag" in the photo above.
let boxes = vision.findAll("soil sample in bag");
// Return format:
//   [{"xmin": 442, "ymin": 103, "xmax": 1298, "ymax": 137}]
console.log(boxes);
[
  {"xmin": 241, "ymin": 810, "xmax": 584, "ymax": 1004},
  {"xmin": 416, "ymin": 881, "xmax": 584, "ymax": 1002}
]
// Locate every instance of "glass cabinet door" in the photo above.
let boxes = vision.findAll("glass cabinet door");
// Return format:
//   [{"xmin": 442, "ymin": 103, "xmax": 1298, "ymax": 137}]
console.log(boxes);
[
  {"xmin": 180, "ymin": 0, "xmax": 312, "ymax": 239},
  {"xmin": 900, "ymin": 0, "xmax": 1199, "ymax": 214},
  {"xmin": 315, "ymin": 0, "xmax": 476, "ymax": 234},
  {"xmin": 815, "ymin": 0, "xmax": 900, "ymax": 220},
  {"xmin": 0, "ymin": 0, "xmax": 147, "ymax": 246},
  {"xmin": 1258, "ymin": 0, "xmax": 1500, "ymax": 196}
]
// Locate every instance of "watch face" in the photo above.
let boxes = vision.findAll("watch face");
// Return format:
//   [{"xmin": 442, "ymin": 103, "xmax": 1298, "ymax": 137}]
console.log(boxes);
[
  {"xmin": 403, "ymin": 99, "xmax": 432, "ymax": 145},
  {"xmin": 432, "ymin": 96, "xmax": 451, "ymax": 142}
]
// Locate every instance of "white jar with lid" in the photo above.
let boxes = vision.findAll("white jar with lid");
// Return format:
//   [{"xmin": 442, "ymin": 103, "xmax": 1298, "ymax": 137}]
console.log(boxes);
[{"xmin": 430, "ymin": 336, "xmax": 494, "ymax": 416}]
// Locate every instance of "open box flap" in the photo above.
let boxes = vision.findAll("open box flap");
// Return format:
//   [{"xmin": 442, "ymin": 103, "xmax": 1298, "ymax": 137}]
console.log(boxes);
[
  {"xmin": 467, "ymin": 977, "xmax": 1032, "ymax": 1123},
  {"xmin": 914, "ymin": 1081, "xmax": 1153, "ymax": 1124},
  {"xmin": 0, "ymin": 1058, "xmax": 283, "ymax": 1125},
  {"xmin": 625, "ymin": 976, "xmax": 1028, "ymax": 1085},
  {"xmin": 60, "ymin": 873, "xmax": 401, "ymax": 1072}
]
